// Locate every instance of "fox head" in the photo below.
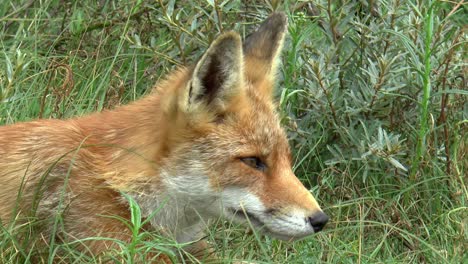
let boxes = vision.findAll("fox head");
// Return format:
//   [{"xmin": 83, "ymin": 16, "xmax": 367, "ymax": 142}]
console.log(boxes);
[{"xmin": 153, "ymin": 13, "xmax": 328, "ymax": 240}]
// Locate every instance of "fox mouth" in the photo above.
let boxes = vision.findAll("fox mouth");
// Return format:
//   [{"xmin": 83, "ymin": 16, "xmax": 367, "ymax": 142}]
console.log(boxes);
[
  {"xmin": 226, "ymin": 207, "xmax": 308, "ymax": 241},
  {"xmin": 227, "ymin": 207, "xmax": 314, "ymax": 241},
  {"xmin": 227, "ymin": 207, "xmax": 265, "ymax": 228}
]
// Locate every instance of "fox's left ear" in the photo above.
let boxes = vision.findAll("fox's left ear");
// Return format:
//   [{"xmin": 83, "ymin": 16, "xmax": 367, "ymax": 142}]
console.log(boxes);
[{"xmin": 243, "ymin": 12, "xmax": 288, "ymax": 91}]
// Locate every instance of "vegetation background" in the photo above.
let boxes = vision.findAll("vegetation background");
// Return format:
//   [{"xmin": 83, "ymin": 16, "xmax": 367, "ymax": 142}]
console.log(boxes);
[{"xmin": 0, "ymin": 0, "xmax": 466, "ymax": 263}]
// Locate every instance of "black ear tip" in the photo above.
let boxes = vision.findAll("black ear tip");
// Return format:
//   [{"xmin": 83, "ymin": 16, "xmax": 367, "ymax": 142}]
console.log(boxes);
[
  {"xmin": 263, "ymin": 12, "xmax": 288, "ymax": 31},
  {"xmin": 269, "ymin": 12, "xmax": 288, "ymax": 23},
  {"xmin": 242, "ymin": 12, "xmax": 288, "ymax": 68}
]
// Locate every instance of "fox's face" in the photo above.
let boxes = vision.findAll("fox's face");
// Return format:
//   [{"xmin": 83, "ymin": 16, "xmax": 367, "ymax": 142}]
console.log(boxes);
[{"xmin": 156, "ymin": 13, "xmax": 328, "ymax": 240}]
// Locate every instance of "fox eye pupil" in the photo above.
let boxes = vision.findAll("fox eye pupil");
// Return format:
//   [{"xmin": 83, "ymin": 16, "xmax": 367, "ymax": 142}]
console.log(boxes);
[{"xmin": 240, "ymin": 157, "xmax": 267, "ymax": 172}]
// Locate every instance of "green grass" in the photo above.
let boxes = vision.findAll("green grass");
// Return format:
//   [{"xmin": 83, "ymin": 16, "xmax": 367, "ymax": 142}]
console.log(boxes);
[{"xmin": 1, "ymin": 0, "xmax": 466, "ymax": 263}]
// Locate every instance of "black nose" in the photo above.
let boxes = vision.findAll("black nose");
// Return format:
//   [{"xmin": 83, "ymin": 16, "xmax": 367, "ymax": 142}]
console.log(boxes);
[{"xmin": 308, "ymin": 212, "xmax": 329, "ymax": 233}]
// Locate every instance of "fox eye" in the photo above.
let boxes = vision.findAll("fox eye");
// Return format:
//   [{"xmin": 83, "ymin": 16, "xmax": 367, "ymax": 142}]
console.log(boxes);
[{"xmin": 240, "ymin": 157, "xmax": 267, "ymax": 172}]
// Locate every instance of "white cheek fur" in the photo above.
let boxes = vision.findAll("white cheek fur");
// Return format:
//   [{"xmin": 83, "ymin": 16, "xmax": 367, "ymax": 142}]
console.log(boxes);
[
  {"xmin": 220, "ymin": 187, "xmax": 316, "ymax": 240},
  {"xmin": 220, "ymin": 187, "xmax": 266, "ymax": 213}
]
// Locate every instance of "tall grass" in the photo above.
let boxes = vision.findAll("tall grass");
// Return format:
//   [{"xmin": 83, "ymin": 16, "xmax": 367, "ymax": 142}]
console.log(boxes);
[
  {"xmin": 1, "ymin": 0, "xmax": 466, "ymax": 263},
  {"xmin": 410, "ymin": 0, "xmax": 435, "ymax": 180}
]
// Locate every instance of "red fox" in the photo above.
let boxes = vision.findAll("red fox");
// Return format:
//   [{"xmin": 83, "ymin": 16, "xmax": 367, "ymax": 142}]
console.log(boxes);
[{"xmin": 0, "ymin": 12, "xmax": 328, "ymax": 261}]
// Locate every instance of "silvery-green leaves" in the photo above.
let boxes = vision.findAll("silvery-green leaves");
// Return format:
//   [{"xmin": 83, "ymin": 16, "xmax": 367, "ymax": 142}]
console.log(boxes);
[
  {"xmin": 361, "ymin": 127, "xmax": 407, "ymax": 172},
  {"xmin": 1, "ymin": 48, "xmax": 30, "ymax": 102}
]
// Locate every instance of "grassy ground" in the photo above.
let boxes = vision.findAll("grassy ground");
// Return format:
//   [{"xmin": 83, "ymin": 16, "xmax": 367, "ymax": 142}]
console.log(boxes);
[{"xmin": 0, "ymin": 0, "xmax": 466, "ymax": 263}]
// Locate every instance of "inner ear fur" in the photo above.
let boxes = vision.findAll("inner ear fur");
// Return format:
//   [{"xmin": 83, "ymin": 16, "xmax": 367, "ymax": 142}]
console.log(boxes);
[
  {"xmin": 243, "ymin": 12, "xmax": 288, "ymax": 89},
  {"xmin": 181, "ymin": 31, "xmax": 244, "ymax": 114}
]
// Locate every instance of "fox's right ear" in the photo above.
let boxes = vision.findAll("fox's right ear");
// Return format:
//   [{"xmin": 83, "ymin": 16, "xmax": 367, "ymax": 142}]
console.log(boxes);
[
  {"xmin": 180, "ymin": 32, "xmax": 244, "ymax": 115},
  {"xmin": 243, "ymin": 12, "xmax": 288, "ymax": 94}
]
